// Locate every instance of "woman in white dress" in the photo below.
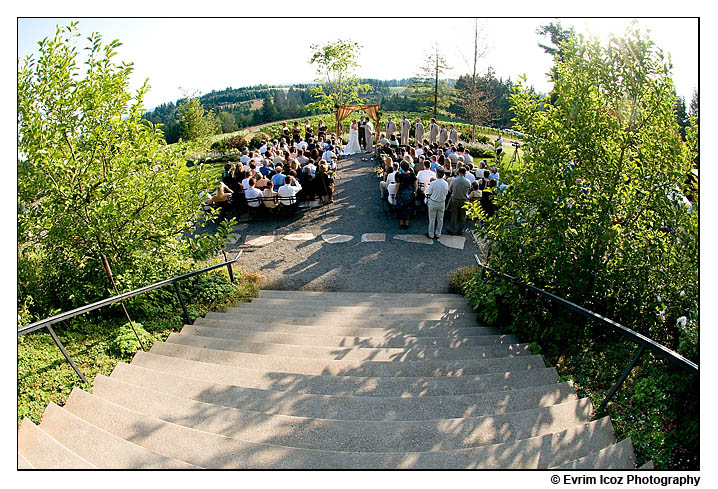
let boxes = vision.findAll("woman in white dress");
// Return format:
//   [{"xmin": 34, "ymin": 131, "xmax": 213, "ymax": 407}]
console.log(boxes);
[{"xmin": 342, "ymin": 120, "xmax": 362, "ymax": 155}]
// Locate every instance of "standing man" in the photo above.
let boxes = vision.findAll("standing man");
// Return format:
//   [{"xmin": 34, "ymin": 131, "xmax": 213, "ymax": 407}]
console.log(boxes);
[
  {"xmin": 365, "ymin": 117, "xmax": 374, "ymax": 152},
  {"xmin": 358, "ymin": 117, "xmax": 367, "ymax": 150},
  {"xmin": 414, "ymin": 118, "xmax": 424, "ymax": 144},
  {"xmin": 439, "ymin": 124, "xmax": 448, "ymax": 147},
  {"xmin": 429, "ymin": 118, "xmax": 439, "ymax": 144},
  {"xmin": 400, "ymin": 116, "xmax": 410, "ymax": 146},
  {"xmin": 447, "ymin": 167, "xmax": 472, "ymax": 236},
  {"xmin": 425, "ymin": 167, "xmax": 449, "ymax": 240},
  {"xmin": 385, "ymin": 116, "xmax": 396, "ymax": 140},
  {"xmin": 495, "ymin": 133, "xmax": 503, "ymax": 159},
  {"xmin": 449, "ymin": 124, "xmax": 458, "ymax": 145}
]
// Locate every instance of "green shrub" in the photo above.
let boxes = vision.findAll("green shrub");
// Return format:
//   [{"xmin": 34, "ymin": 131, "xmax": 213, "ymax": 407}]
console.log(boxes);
[
  {"xmin": 109, "ymin": 322, "xmax": 155, "ymax": 358},
  {"xmin": 448, "ymin": 266, "xmax": 479, "ymax": 294}
]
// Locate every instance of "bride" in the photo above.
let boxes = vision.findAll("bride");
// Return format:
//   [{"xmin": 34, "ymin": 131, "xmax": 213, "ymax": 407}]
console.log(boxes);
[{"xmin": 342, "ymin": 120, "xmax": 362, "ymax": 155}]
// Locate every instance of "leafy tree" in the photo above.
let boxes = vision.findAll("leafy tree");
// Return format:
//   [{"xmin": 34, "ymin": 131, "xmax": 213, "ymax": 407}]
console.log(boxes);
[
  {"xmin": 178, "ymin": 95, "xmax": 219, "ymax": 141},
  {"xmin": 465, "ymin": 26, "xmax": 698, "ymax": 468},
  {"xmin": 688, "ymin": 88, "xmax": 698, "ymax": 123},
  {"xmin": 307, "ymin": 39, "xmax": 370, "ymax": 128},
  {"xmin": 470, "ymin": 26, "xmax": 697, "ymax": 348},
  {"xmin": 409, "ymin": 43, "xmax": 454, "ymax": 118},
  {"xmin": 217, "ymin": 110, "xmax": 237, "ymax": 134},
  {"xmin": 18, "ymin": 22, "xmax": 232, "ymax": 320}
]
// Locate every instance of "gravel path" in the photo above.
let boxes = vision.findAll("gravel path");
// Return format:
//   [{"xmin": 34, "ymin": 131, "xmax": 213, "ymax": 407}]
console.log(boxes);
[{"xmin": 221, "ymin": 153, "xmax": 482, "ymax": 293}]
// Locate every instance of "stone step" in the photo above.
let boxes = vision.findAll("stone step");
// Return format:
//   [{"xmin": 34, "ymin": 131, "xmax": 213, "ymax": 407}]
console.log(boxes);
[
  {"xmin": 62, "ymin": 388, "xmax": 615, "ymax": 468},
  {"xmin": 148, "ymin": 341, "xmax": 546, "ymax": 377},
  {"xmin": 17, "ymin": 451, "xmax": 34, "ymax": 469},
  {"xmin": 258, "ymin": 290, "xmax": 465, "ymax": 301},
  {"xmin": 181, "ymin": 324, "xmax": 521, "ymax": 348},
  {"xmin": 248, "ymin": 297, "xmax": 474, "ymax": 310},
  {"xmin": 130, "ymin": 351, "xmax": 559, "ymax": 397},
  {"xmin": 211, "ymin": 308, "xmax": 477, "ymax": 321},
  {"xmin": 550, "ymin": 437, "xmax": 637, "ymax": 469},
  {"xmin": 110, "ymin": 363, "xmax": 578, "ymax": 421},
  {"xmin": 194, "ymin": 316, "xmax": 500, "ymax": 338},
  {"xmin": 17, "ymin": 418, "xmax": 95, "ymax": 469},
  {"xmin": 166, "ymin": 331, "xmax": 532, "ymax": 362},
  {"xmin": 85, "ymin": 381, "xmax": 593, "ymax": 452},
  {"xmin": 235, "ymin": 301, "xmax": 475, "ymax": 315},
  {"xmin": 35, "ymin": 403, "xmax": 197, "ymax": 469}
]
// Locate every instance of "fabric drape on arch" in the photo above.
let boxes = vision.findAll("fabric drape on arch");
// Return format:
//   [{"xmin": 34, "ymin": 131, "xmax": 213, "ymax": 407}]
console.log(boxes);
[{"xmin": 335, "ymin": 104, "xmax": 381, "ymax": 143}]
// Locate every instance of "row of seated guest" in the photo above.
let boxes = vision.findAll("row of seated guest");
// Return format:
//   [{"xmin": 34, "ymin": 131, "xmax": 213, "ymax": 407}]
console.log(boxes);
[
  {"xmin": 378, "ymin": 152, "xmax": 501, "ymax": 231},
  {"xmin": 210, "ymin": 159, "xmax": 335, "ymax": 210}
]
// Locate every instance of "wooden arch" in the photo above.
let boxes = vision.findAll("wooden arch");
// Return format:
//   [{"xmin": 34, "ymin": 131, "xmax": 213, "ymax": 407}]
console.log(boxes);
[{"xmin": 335, "ymin": 104, "xmax": 381, "ymax": 143}]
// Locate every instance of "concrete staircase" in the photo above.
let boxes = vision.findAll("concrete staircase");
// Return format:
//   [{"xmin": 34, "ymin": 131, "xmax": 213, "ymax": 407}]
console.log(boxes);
[{"xmin": 18, "ymin": 290, "xmax": 637, "ymax": 469}]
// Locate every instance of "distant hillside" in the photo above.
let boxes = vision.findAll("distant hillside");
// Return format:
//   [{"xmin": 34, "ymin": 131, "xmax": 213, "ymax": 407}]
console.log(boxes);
[{"xmin": 143, "ymin": 76, "xmax": 516, "ymax": 144}]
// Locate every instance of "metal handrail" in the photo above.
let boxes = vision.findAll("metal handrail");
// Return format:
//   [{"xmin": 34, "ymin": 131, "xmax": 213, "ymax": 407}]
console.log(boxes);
[
  {"xmin": 18, "ymin": 251, "xmax": 242, "ymax": 382},
  {"xmin": 472, "ymin": 254, "xmax": 698, "ymax": 409}
]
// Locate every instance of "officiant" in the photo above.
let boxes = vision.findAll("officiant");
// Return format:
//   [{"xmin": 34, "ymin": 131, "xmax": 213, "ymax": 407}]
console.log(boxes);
[{"xmin": 358, "ymin": 117, "xmax": 367, "ymax": 149}]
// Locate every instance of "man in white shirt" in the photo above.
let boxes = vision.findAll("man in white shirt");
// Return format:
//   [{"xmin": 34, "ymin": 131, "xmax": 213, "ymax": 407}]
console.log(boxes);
[
  {"xmin": 244, "ymin": 178, "xmax": 263, "ymax": 208},
  {"xmin": 297, "ymin": 139, "xmax": 308, "ymax": 152},
  {"xmin": 259, "ymin": 141, "xmax": 268, "ymax": 155},
  {"xmin": 425, "ymin": 167, "xmax": 449, "ymax": 239},
  {"xmin": 416, "ymin": 160, "xmax": 436, "ymax": 196},
  {"xmin": 239, "ymin": 149, "xmax": 250, "ymax": 166},
  {"xmin": 415, "ymin": 144, "xmax": 424, "ymax": 158},
  {"xmin": 462, "ymin": 149, "xmax": 473, "ymax": 165},
  {"xmin": 277, "ymin": 175, "xmax": 303, "ymax": 210}
]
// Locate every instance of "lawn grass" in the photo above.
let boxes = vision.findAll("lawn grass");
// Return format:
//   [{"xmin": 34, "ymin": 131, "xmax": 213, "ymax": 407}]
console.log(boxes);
[{"xmin": 17, "ymin": 267, "xmax": 259, "ymax": 427}]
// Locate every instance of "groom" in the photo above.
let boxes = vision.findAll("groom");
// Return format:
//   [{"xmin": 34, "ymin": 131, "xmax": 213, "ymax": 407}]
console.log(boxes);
[{"xmin": 358, "ymin": 117, "xmax": 367, "ymax": 150}]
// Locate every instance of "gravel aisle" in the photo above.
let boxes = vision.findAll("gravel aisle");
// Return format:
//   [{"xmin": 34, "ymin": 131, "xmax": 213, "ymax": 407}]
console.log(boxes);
[{"xmin": 223, "ymin": 153, "xmax": 480, "ymax": 293}]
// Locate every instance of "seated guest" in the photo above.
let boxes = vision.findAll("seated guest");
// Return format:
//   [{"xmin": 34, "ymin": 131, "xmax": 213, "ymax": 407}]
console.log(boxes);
[
  {"xmin": 468, "ymin": 180, "xmax": 482, "ymax": 201},
  {"xmin": 258, "ymin": 159, "xmax": 273, "ymax": 177},
  {"xmin": 389, "ymin": 134, "xmax": 399, "ymax": 148},
  {"xmin": 322, "ymin": 145, "xmax": 336, "ymax": 165},
  {"xmin": 297, "ymin": 138, "xmax": 308, "ymax": 152},
  {"xmin": 416, "ymin": 160, "xmax": 436, "ymax": 196},
  {"xmin": 481, "ymin": 179, "xmax": 497, "ymax": 218},
  {"xmin": 278, "ymin": 174, "xmax": 303, "ymax": 209},
  {"xmin": 380, "ymin": 162, "xmax": 399, "ymax": 199},
  {"xmin": 429, "ymin": 155, "xmax": 439, "ymax": 172},
  {"xmin": 271, "ymin": 165, "xmax": 286, "ymax": 188},
  {"xmin": 315, "ymin": 162, "xmax": 334, "ymax": 203},
  {"xmin": 263, "ymin": 181, "xmax": 279, "ymax": 210},
  {"xmin": 489, "ymin": 166, "xmax": 500, "ymax": 185},
  {"xmin": 254, "ymin": 172, "xmax": 270, "ymax": 189},
  {"xmin": 297, "ymin": 165, "xmax": 315, "ymax": 200},
  {"xmin": 205, "ymin": 181, "xmax": 233, "ymax": 205},
  {"xmin": 222, "ymin": 163, "xmax": 234, "ymax": 186},
  {"xmin": 272, "ymin": 151, "xmax": 284, "ymax": 165},
  {"xmin": 296, "ymin": 149, "xmax": 309, "ymax": 166},
  {"xmin": 415, "ymin": 144, "xmax": 424, "ymax": 158},
  {"xmin": 239, "ymin": 149, "xmax": 250, "ymax": 166},
  {"xmin": 462, "ymin": 149, "xmax": 473, "ymax": 165},
  {"xmin": 378, "ymin": 133, "xmax": 389, "ymax": 146},
  {"xmin": 244, "ymin": 178, "xmax": 263, "ymax": 208}
]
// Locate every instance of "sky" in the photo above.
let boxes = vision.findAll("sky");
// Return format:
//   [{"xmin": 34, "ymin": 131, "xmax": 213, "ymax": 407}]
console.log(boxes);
[{"xmin": 17, "ymin": 17, "xmax": 698, "ymax": 111}]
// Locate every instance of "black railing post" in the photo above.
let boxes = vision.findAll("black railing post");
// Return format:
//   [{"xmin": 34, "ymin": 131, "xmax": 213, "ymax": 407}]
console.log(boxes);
[
  {"xmin": 222, "ymin": 250, "xmax": 235, "ymax": 284},
  {"xmin": 599, "ymin": 343, "xmax": 646, "ymax": 411},
  {"xmin": 174, "ymin": 281, "xmax": 191, "ymax": 325},
  {"xmin": 46, "ymin": 324, "xmax": 88, "ymax": 384}
]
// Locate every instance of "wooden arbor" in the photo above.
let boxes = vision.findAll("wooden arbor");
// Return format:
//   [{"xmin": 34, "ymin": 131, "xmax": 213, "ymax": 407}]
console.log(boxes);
[{"xmin": 335, "ymin": 104, "xmax": 381, "ymax": 143}]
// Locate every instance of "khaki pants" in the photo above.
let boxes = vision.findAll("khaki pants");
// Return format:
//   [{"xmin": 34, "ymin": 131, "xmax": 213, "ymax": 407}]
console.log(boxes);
[{"xmin": 427, "ymin": 200, "xmax": 445, "ymax": 238}]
